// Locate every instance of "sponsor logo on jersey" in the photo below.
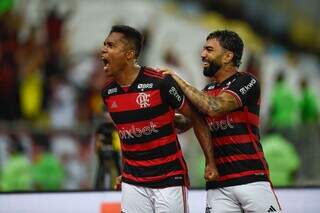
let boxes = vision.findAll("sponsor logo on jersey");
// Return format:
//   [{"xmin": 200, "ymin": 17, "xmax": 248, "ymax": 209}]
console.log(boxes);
[
  {"xmin": 169, "ymin": 87, "xmax": 182, "ymax": 102},
  {"xmin": 239, "ymin": 78, "xmax": 256, "ymax": 95},
  {"xmin": 207, "ymin": 116, "xmax": 234, "ymax": 131},
  {"xmin": 207, "ymin": 85, "xmax": 215, "ymax": 90},
  {"xmin": 108, "ymin": 87, "xmax": 118, "ymax": 95},
  {"xmin": 137, "ymin": 83, "xmax": 153, "ymax": 89},
  {"xmin": 118, "ymin": 122, "xmax": 158, "ymax": 139},
  {"xmin": 136, "ymin": 93, "xmax": 150, "ymax": 108}
]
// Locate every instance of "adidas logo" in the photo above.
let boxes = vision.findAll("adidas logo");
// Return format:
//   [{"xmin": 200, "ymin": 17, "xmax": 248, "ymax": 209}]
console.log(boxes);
[
  {"xmin": 267, "ymin": 205, "xmax": 277, "ymax": 212},
  {"xmin": 111, "ymin": 101, "xmax": 118, "ymax": 109}
]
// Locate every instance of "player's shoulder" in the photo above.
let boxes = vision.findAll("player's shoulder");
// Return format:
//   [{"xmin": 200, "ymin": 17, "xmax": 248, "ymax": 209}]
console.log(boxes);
[
  {"xmin": 234, "ymin": 71, "xmax": 259, "ymax": 85},
  {"xmin": 143, "ymin": 66, "xmax": 166, "ymax": 80},
  {"xmin": 102, "ymin": 79, "xmax": 115, "ymax": 90},
  {"xmin": 203, "ymin": 82, "xmax": 217, "ymax": 91},
  {"xmin": 101, "ymin": 79, "xmax": 116, "ymax": 97},
  {"xmin": 237, "ymin": 71, "xmax": 258, "ymax": 80}
]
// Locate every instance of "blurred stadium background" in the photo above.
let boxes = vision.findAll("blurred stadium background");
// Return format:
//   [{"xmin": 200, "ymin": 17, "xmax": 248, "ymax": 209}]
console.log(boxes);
[{"xmin": 0, "ymin": 0, "xmax": 319, "ymax": 196}]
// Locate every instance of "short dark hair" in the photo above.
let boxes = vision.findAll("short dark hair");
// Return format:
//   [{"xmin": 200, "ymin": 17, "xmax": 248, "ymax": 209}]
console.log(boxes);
[
  {"xmin": 206, "ymin": 30, "xmax": 244, "ymax": 67},
  {"xmin": 110, "ymin": 25, "xmax": 143, "ymax": 58}
]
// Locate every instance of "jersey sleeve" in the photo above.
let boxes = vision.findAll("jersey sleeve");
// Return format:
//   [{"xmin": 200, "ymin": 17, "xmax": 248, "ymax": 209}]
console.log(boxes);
[
  {"xmin": 223, "ymin": 74, "xmax": 260, "ymax": 106},
  {"xmin": 160, "ymin": 75, "xmax": 186, "ymax": 110}
]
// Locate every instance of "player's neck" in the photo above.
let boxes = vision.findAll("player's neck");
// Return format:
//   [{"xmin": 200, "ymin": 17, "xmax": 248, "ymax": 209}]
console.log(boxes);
[
  {"xmin": 212, "ymin": 65, "xmax": 238, "ymax": 83},
  {"xmin": 115, "ymin": 64, "xmax": 141, "ymax": 87}
]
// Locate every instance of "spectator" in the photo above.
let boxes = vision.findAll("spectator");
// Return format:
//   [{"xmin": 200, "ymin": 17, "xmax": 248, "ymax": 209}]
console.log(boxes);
[
  {"xmin": 269, "ymin": 71, "xmax": 300, "ymax": 129},
  {"xmin": 299, "ymin": 77, "xmax": 319, "ymax": 124},
  {"xmin": 261, "ymin": 131, "xmax": 300, "ymax": 186},
  {"xmin": 0, "ymin": 135, "xmax": 33, "ymax": 191},
  {"xmin": 32, "ymin": 134, "xmax": 64, "ymax": 190}
]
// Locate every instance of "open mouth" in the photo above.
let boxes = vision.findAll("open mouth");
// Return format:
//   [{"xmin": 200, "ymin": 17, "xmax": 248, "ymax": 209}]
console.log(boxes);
[
  {"xmin": 102, "ymin": 58, "xmax": 109, "ymax": 66},
  {"xmin": 202, "ymin": 61, "xmax": 210, "ymax": 67}
]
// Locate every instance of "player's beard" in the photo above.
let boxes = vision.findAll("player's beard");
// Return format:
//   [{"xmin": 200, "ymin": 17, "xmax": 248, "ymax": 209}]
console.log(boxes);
[{"xmin": 203, "ymin": 60, "xmax": 221, "ymax": 77}]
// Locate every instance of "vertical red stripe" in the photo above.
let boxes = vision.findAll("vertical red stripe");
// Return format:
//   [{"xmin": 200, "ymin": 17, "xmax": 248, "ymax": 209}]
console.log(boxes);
[
  {"xmin": 182, "ymin": 186, "xmax": 188, "ymax": 213},
  {"xmin": 268, "ymin": 181, "xmax": 282, "ymax": 210}
]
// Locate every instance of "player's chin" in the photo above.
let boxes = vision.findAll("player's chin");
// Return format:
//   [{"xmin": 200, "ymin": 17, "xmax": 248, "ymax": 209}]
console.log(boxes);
[
  {"xmin": 104, "ymin": 70, "xmax": 113, "ymax": 79},
  {"xmin": 104, "ymin": 66, "xmax": 112, "ymax": 74}
]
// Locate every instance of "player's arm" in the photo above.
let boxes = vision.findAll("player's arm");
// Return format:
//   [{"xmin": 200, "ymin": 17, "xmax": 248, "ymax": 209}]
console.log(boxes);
[
  {"xmin": 161, "ymin": 74, "xmax": 219, "ymax": 181},
  {"xmin": 174, "ymin": 74, "xmax": 240, "ymax": 117},
  {"xmin": 178, "ymin": 100, "xmax": 219, "ymax": 181},
  {"xmin": 174, "ymin": 113, "xmax": 192, "ymax": 133}
]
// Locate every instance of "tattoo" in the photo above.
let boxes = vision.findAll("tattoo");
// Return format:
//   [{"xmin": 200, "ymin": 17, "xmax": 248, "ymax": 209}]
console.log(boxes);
[
  {"xmin": 179, "ymin": 78, "xmax": 223, "ymax": 115},
  {"xmin": 174, "ymin": 75, "xmax": 237, "ymax": 116}
]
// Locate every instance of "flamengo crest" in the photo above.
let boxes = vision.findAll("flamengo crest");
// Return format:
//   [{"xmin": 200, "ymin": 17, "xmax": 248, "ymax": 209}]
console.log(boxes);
[{"xmin": 136, "ymin": 93, "xmax": 150, "ymax": 108}]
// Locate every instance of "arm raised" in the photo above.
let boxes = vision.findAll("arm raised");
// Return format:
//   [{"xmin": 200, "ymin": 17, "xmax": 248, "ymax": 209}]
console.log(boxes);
[{"xmin": 173, "ymin": 74, "xmax": 240, "ymax": 117}]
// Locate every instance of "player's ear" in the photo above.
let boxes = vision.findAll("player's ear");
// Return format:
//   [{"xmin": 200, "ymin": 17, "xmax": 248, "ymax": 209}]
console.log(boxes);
[
  {"xmin": 223, "ymin": 51, "xmax": 234, "ymax": 65},
  {"xmin": 126, "ymin": 50, "xmax": 135, "ymax": 60}
]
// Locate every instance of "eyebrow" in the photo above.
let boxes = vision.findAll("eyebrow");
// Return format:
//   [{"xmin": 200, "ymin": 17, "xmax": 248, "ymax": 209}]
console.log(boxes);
[
  {"xmin": 204, "ymin": 45, "xmax": 214, "ymax": 50},
  {"xmin": 104, "ymin": 40, "xmax": 114, "ymax": 46}
]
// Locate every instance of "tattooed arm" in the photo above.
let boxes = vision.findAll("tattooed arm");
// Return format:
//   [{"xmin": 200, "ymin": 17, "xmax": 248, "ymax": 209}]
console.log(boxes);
[
  {"xmin": 167, "ymin": 72, "xmax": 240, "ymax": 117},
  {"xmin": 179, "ymin": 100, "xmax": 219, "ymax": 181}
]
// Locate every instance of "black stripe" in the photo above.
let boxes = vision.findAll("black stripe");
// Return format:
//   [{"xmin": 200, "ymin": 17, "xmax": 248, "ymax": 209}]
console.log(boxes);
[
  {"xmin": 121, "ymin": 123, "xmax": 174, "ymax": 144},
  {"xmin": 123, "ymin": 141, "xmax": 179, "ymax": 160},
  {"xmin": 255, "ymin": 141, "xmax": 263, "ymax": 152},
  {"xmin": 110, "ymin": 104, "xmax": 169, "ymax": 124},
  {"xmin": 250, "ymin": 125, "xmax": 260, "ymax": 139},
  {"xmin": 206, "ymin": 174, "xmax": 268, "ymax": 189},
  {"xmin": 123, "ymin": 159, "xmax": 182, "ymax": 177},
  {"xmin": 214, "ymin": 142, "xmax": 257, "ymax": 157},
  {"xmin": 210, "ymin": 123, "xmax": 249, "ymax": 137},
  {"xmin": 122, "ymin": 174, "xmax": 186, "ymax": 188},
  {"xmin": 217, "ymin": 159, "xmax": 265, "ymax": 176},
  {"xmin": 248, "ymin": 105, "xmax": 259, "ymax": 115}
]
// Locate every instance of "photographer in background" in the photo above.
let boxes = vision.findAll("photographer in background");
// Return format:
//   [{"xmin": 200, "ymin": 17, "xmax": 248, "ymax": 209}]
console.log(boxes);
[{"xmin": 94, "ymin": 122, "xmax": 121, "ymax": 190}]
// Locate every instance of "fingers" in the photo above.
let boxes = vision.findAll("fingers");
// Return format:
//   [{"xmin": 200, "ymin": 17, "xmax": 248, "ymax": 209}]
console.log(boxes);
[
  {"xmin": 114, "ymin": 182, "xmax": 121, "ymax": 190},
  {"xmin": 155, "ymin": 67, "xmax": 174, "ymax": 75},
  {"xmin": 204, "ymin": 171, "xmax": 219, "ymax": 182},
  {"xmin": 114, "ymin": 175, "xmax": 122, "ymax": 190},
  {"xmin": 204, "ymin": 165, "xmax": 220, "ymax": 181},
  {"xmin": 205, "ymin": 171, "xmax": 219, "ymax": 181}
]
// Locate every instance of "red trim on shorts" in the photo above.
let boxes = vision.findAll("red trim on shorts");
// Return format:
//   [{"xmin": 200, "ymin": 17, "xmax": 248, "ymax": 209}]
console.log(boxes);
[
  {"xmin": 182, "ymin": 186, "xmax": 188, "ymax": 213},
  {"xmin": 268, "ymin": 182, "xmax": 282, "ymax": 210}
]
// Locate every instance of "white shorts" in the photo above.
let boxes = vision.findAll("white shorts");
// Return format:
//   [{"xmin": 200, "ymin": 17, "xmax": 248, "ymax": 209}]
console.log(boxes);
[
  {"xmin": 121, "ymin": 182, "xmax": 189, "ymax": 213},
  {"xmin": 206, "ymin": 181, "xmax": 281, "ymax": 213}
]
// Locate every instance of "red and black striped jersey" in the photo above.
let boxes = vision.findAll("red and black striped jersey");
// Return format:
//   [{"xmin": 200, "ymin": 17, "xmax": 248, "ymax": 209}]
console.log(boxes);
[
  {"xmin": 101, "ymin": 67, "xmax": 189, "ymax": 188},
  {"xmin": 204, "ymin": 72, "xmax": 269, "ymax": 189}
]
